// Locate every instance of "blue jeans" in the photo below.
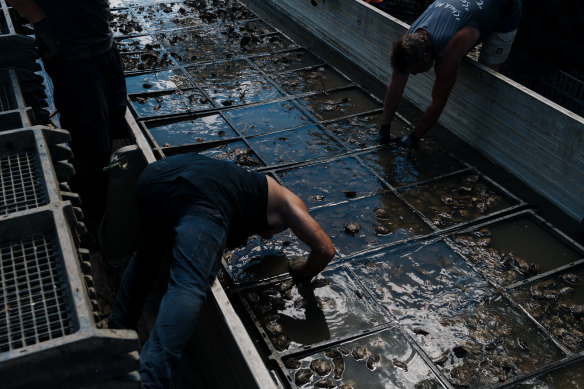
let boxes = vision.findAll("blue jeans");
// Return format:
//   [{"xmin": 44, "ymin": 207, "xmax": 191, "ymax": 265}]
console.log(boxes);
[{"xmin": 109, "ymin": 180, "xmax": 227, "ymax": 388}]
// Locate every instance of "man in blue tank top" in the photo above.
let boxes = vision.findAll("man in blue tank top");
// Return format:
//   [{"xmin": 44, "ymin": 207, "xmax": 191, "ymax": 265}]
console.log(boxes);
[
  {"xmin": 108, "ymin": 153, "xmax": 335, "ymax": 388},
  {"xmin": 379, "ymin": 0, "xmax": 522, "ymax": 147}
]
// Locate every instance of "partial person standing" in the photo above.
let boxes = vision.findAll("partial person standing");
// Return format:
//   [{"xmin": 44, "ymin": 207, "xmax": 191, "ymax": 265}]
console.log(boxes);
[
  {"xmin": 108, "ymin": 153, "xmax": 335, "ymax": 388},
  {"xmin": 379, "ymin": 0, "xmax": 522, "ymax": 147},
  {"xmin": 8, "ymin": 0, "xmax": 128, "ymax": 222}
]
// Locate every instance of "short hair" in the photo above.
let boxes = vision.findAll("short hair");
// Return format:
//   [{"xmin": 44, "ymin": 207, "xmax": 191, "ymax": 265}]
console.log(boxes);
[{"xmin": 390, "ymin": 32, "xmax": 429, "ymax": 74}]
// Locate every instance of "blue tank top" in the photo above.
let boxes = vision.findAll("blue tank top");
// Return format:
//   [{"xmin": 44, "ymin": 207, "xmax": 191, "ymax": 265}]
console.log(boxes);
[{"xmin": 409, "ymin": 0, "xmax": 522, "ymax": 55}]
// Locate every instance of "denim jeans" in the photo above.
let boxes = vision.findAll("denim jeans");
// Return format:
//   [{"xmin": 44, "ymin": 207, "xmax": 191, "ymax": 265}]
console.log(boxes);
[{"xmin": 109, "ymin": 180, "xmax": 227, "ymax": 388}]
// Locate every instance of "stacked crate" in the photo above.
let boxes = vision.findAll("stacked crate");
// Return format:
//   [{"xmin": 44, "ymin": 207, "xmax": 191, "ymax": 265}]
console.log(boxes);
[
  {"xmin": 0, "ymin": 1, "xmax": 142, "ymax": 388},
  {"xmin": 0, "ymin": 128, "xmax": 142, "ymax": 388}
]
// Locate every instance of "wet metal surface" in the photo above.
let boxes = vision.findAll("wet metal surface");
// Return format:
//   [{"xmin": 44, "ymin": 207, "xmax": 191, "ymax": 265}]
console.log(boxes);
[{"xmin": 117, "ymin": 1, "xmax": 584, "ymax": 387}]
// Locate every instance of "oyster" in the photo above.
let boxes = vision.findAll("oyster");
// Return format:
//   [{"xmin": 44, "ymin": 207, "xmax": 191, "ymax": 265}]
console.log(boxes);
[
  {"xmin": 351, "ymin": 346, "xmax": 368, "ymax": 360},
  {"xmin": 272, "ymin": 334, "xmax": 290, "ymax": 351},
  {"xmin": 284, "ymin": 357, "xmax": 301, "ymax": 369},
  {"xmin": 392, "ymin": 358, "xmax": 408, "ymax": 371},
  {"xmin": 294, "ymin": 368, "xmax": 313, "ymax": 386},
  {"xmin": 314, "ymin": 378, "xmax": 336, "ymax": 388},
  {"xmin": 344, "ymin": 222, "xmax": 361, "ymax": 236},
  {"xmin": 366, "ymin": 354, "xmax": 381, "ymax": 370},
  {"xmin": 310, "ymin": 359, "xmax": 332, "ymax": 376}
]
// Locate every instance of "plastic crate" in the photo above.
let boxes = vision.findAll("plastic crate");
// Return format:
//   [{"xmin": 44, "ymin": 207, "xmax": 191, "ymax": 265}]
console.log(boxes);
[
  {"xmin": 0, "ymin": 4, "xmax": 38, "ymax": 69},
  {"xmin": 0, "ymin": 68, "xmax": 48, "ymax": 123},
  {"xmin": 0, "ymin": 127, "xmax": 73, "ymax": 217},
  {"xmin": 0, "ymin": 207, "xmax": 141, "ymax": 388},
  {"xmin": 0, "ymin": 107, "xmax": 35, "ymax": 131}
]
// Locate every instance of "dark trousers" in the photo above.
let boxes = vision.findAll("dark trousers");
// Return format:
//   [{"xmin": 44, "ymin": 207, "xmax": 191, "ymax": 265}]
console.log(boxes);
[
  {"xmin": 109, "ymin": 179, "xmax": 227, "ymax": 388},
  {"xmin": 44, "ymin": 44, "xmax": 127, "ymax": 218}
]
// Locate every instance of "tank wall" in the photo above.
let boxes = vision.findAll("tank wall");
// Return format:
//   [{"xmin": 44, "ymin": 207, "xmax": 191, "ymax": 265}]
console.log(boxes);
[{"xmin": 242, "ymin": 0, "xmax": 584, "ymax": 223}]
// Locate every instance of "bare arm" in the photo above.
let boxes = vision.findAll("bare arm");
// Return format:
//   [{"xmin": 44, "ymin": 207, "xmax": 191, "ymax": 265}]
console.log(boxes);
[
  {"xmin": 6, "ymin": 0, "xmax": 45, "ymax": 23},
  {"xmin": 266, "ymin": 176, "xmax": 335, "ymax": 279},
  {"xmin": 411, "ymin": 26, "xmax": 480, "ymax": 139},
  {"xmin": 380, "ymin": 70, "xmax": 409, "ymax": 128}
]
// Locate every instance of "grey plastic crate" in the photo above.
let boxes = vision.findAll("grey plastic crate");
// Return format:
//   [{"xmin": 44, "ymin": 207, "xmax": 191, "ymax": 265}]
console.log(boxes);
[
  {"xmin": 0, "ymin": 107, "xmax": 35, "ymax": 131},
  {"xmin": 0, "ymin": 69, "xmax": 48, "ymax": 125},
  {"xmin": 0, "ymin": 4, "xmax": 37, "ymax": 65},
  {"xmin": 0, "ymin": 127, "xmax": 73, "ymax": 217},
  {"xmin": 0, "ymin": 207, "xmax": 140, "ymax": 388}
]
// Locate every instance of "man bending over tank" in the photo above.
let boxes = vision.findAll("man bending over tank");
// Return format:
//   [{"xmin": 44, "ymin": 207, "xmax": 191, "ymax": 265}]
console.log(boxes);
[
  {"xmin": 379, "ymin": 0, "xmax": 522, "ymax": 147},
  {"xmin": 108, "ymin": 153, "xmax": 335, "ymax": 388}
]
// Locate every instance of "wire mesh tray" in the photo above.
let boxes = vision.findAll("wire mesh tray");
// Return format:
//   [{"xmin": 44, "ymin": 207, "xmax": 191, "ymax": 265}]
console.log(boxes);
[
  {"xmin": 276, "ymin": 327, "xmax": 443, "ymax": 389},
  {"xmin": 397, "ymin": 169, "xmax": 526, "ymax": 231},
  {"xmin": 445, "ymin": 209, "xmax": 584, "ymax": 288},
  {"xmin": 0, "ymin": 127, "xmax": 70, "ymax": 217},
  {"xmin": 238, "ymin": 265, "xmax": 390, "ymax": 355},
  {"xmin": 0, "ymin": 207, "xmax": 140, "ymax": 386},
  {"xmin": 0, "ymin": 107, "xmax": 35, "ymax": 131},
  {"xmin": 347, "ymin": 240, "xmax": 569, "ymax": 388}
]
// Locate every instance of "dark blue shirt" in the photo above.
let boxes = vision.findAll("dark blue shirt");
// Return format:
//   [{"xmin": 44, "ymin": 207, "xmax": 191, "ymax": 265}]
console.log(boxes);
[
  {"xmin": 409, "ymin": 0, "xmax": 522, "ymax": 55},
  {"xmin": 138, "ymin": 153, "xmax": 270, "ymax": 246}
]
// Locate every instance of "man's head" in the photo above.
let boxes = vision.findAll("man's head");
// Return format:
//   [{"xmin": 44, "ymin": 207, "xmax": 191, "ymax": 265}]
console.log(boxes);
[{"xmin": 390, "ymin": 31, "xmax": 434, "ymax": 75}]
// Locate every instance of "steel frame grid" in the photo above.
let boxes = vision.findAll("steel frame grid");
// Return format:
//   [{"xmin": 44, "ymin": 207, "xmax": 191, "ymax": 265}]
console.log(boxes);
[
  {"xmin": 342, "ymin": 237, "xmax": 571, "ymax": 389},
  {"xmin": 270, "ymin": 326, "xmax": 454, "ymax": 389},
  {"xmin": 230, "ymin": 258, "xmax": 456, "ymax": 389},
  {"xmin": 116, "ymin": 1, "xmax": 584, "ymax": 387},
  {"xmin": 0, "ymin": 3, "xmax": 12, "ymax": 36},
  {"xmin": 0, "ymin": 107, "xmax": 35, "ymax": 131},
  {"xmin": 226, "ymin": 207, "xmax": 584, "ymax": 389},
  {"xmin": 443, "ymin": 209, "xmax": 584, "ymax": 291},
  {"xmin": 0, "ymin": 69, "xmax": 19, "ymax": 112},
  {"xmin": 0, "ymin": 230, "xmax": 73, "ymax": 353},
  {"xmin": 0, "ymin": 127, "xmax": 69, "ymax": 218},
  {"xmin": 0, "ymin": 206, "xmax": 140, "ymax": 388}
]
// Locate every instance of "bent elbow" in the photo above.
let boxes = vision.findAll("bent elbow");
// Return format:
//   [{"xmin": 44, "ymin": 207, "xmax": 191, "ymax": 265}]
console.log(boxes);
[{"xmin": 321, "ymin": 242, "xmax": 336, "ymax": 264}]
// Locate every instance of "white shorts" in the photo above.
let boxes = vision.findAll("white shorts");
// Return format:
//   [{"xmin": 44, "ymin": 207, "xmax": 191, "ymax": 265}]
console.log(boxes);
[{"xmin": 478, "ymin": 29, "xmax": 518, "ymax": 65}]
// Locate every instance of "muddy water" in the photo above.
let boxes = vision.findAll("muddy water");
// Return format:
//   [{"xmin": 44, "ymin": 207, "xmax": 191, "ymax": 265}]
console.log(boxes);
[
  {"xmin": 251, "ymin": 49, "xmax": 323, "ymax": 74},
  {"xmin": 350, "ymin": 242, "xmax": 565, "ymax": 387},
  {"xmin": 130, "ymin": 89, "xmax": 212, "ymax": 118},
  {"xmin": 125, "ymin": 69, "xmax": 192, "ymax": 94},
  {"xmin": 512, "ymin": 360, "xmax": 584, "ymax": 389},
  {"xmin": 224, "ymin": 100, "xmax": 313, "ymax": 136},
  {"xmin": 247, "ymin": 125, "xmax": 344, "ymax": 165},
  {"xmin": 198, "ymin": 140, "xmax": 262, "ymax": 167},
  {"xmin": 278, "ymin": 157, "xmax": 386, "ymax": 209},
  {"xmin": 400, "ymin": 173, "xmax": 518, "ymax": 228},
  {"xmin": 269, "ymin": 65, "xmax": 351, "ymax": 95},
  {"xmin": 115, "ymin": 0, "xmax": 584, "ymax": 386},
  {"xmin": 285, "ymin": 328, "xmax": 440, "ymax": 388},
  {"xmin": 513, "ymin": 266, "xmax": 584, "ymax": 353},
  {"xmin": 116, "ymin": 35, "xmax": 158, "ymax": 53},
  {"xmin": 362, "ymin": 140, "xmax": 466, "ymax": 188},
  {"xmin": 310, "ymin": 192, "xmax": 432, "ymax": 256},
  {"xmin": 246, "ymin": 267, "xmax": 387, "ymax": 350},
  {"xmin": 450, "ymin": 214, "xmax": 583, "ymax": 286},
  {"xmin": 145, "ymin": 113, "xmax": 236, "ymax": 147},
  {"xmin": 187, "ymin": 59, "xmax": 282, "ymax": 106},
  {"xmin": 298, "ymin": 88, "xmax": 382, "ymax": 121},
  {"xmin": 224, "ymin": 230, "xmax": 307, "ymax": 284},
  {"xmin": 325, "ymin": 113, "xmax": 383, "ymax": 150}
]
